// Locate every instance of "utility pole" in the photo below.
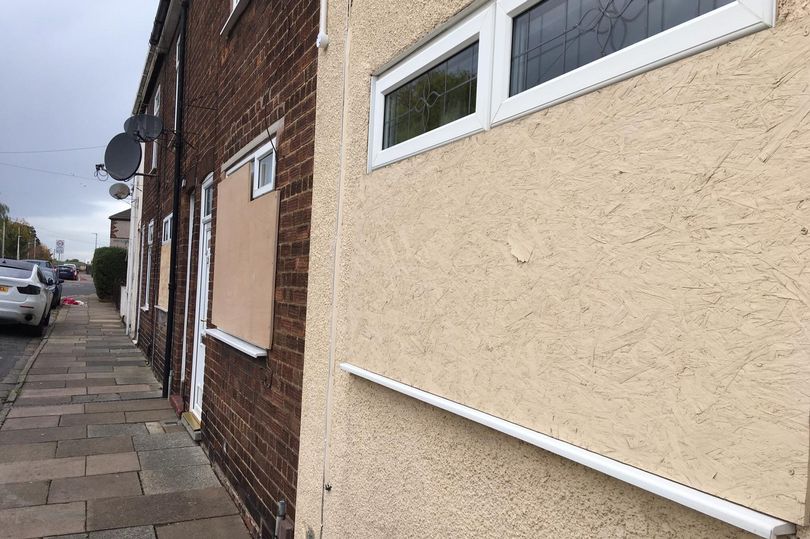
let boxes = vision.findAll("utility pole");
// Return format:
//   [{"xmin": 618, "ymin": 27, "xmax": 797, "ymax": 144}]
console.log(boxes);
[
  {"xmin": 16, "ymin": 234, "xmax": 20, "ymax": 260},
  {"xmin": 1, "ymin": 220, "xmax": 5, "ymax": 259},
  {"xmin": 93, "ymin": 233, "xmax": 98, "ymax": 252}
]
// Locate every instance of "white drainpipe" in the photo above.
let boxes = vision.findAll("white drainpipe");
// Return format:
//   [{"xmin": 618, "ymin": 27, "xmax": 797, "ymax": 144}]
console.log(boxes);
[{"xmin": 316, "ymin": 0, "xmax": 329, "ymax": 48}]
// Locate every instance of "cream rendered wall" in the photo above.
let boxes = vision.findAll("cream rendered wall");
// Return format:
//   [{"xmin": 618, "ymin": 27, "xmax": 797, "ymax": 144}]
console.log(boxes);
[{"xmin": 297, "ymin": 0, "xmax": 810, "ymax": 536}]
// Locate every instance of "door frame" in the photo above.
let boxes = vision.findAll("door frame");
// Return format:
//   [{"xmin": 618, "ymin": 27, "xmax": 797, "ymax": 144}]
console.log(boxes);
[{"xmin": 190, "ymin": 175, "xmax": 213, "ymax": 420}]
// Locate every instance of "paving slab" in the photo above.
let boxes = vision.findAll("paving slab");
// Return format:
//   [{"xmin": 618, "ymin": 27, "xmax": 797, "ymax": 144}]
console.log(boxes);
[
  {"xmin": 86, "ymin": 452, "xmax": 141, "ymax": 476},
  {"xmin": 88, "ymin": 423, "xmax": 148, "ymax": 438},
  {"xmin": 86, "ymin": 384, "xmax": 153, "ymax": 395},
  {"xmin": 59, "ymin": 412, "xmax": 126, "ymax": 427},
  {"xmin": 22, "ymin": 387, "xmax": 86, "ymax": 398},
  {"xmin": 28, "ymin": 368, "xmax": 69, "ymax": 375},
  {"xmin": 0, "ymin": 456, "xmax": 85, "ymax": 483},
  {"xmin": 155, "ymin": 516, "xmax": 250, "ymax": 539},
  {"xmin": 132, "ymin": 432, "xmax": 195, "ymax": 451},
  {"xmin": 0, "ymin": 501, "xmax": 85, "ymax": 538},
  {"xmin": 0, "ymin": 480, "xmax": 49, "ymax": 509},
  {"xmin": 68, "ymin": 367, "xmax": 114, "ymax": 373},
  {"xmin": 13, "ymin": 396, "xmax": 75, "ymax": 406},
  {"xmin": 1, "ymin": 416, "xmax": 60, "ymax": 431},
  {"xmin": 72, "ymin": 394, "xmax": 122, "ymax": 404},
  {"xmin": 87, "ymin": 487, "xmax": 237, "ymax": 531},
  {"xmin": 121, "ymin": 391, "xmax": 163, "ymax": 400},
  {"xmin": 139, "ymin": 465, "xmax": 220, "ymax": 495},
  {"xmin": 0, "ymin": 442, "xmax": 56, "ymax": 463},
  {"xmin": 0, "ymin": 425, "xmax": 86, "ymax": 445},
  {"xmin": 49, "ymin": 472, "xmax": 142, "ymax": 503},
  {"xmin": 125, "ymin": 410, "xmax": 177, "ymax": 423},
  {"xmin": 8, "ymin": 404, "xmax": 84, "ymax": 418},
  {"xmin": 65, "ymin": 378, "xmax": 116, "ymax": 388},
  {"xmin": 26, "ymin": 374, "xmax": 87, "ymax": 382},
  {"xmin": 138, "ymin": 446, "xmax": 208, "ymax": 470},
  {"xmin": 23, "ymin": 381, "xmax": 66, "ymax": 390},
  {"xmin": 86, "ymin": 372, "xmax": 119, "ymax": 379},
  {"xmin": 56, "ymin": 435, "xmax": 133, "ymax": 457},
  {"xmin": 85, "ymin": 400, "xmax": 171, "ymax": 414},
  {"xmin": 89, "ymin": 525, "xmax": 156, "ymax": 539}
]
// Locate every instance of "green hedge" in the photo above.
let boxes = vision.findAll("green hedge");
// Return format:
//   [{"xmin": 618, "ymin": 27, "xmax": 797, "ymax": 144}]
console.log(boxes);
[{"xmin": 92, "ymin": 247, "xmax": 127, "ymax": 300}]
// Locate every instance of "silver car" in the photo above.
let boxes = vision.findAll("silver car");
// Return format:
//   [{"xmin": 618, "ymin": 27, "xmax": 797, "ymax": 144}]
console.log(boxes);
[{"xmin": 0, "ymin": 259, "xmax": 53, "ymax": 336}]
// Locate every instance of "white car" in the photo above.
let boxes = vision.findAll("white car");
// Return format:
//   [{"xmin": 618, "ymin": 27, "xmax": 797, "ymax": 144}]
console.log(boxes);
[{"xmin": 0, "ymin": 259, "xmax": 53, "ymax": 336}]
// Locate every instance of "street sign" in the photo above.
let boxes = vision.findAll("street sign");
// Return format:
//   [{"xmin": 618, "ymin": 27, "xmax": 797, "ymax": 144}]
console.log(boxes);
[{"xmin": 56, "ymin": 240, "xmax": 65, "ymax": 249}]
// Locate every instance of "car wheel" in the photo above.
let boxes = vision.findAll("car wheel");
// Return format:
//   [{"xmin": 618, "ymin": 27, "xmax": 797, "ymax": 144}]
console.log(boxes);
[{"xmin": 30, "ymin": 311, "xmax": 50, "ymax": 337}]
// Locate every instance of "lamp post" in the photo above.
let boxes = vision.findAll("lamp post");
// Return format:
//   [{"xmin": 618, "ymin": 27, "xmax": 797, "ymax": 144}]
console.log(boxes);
[{"xmin": 93, "ymin": 233, "xmax": 98, "ymax": 252}]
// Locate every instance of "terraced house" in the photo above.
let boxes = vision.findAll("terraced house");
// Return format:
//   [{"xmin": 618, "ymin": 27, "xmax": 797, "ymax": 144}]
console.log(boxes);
[
  {"xmin": 295, "ymin": 0, "xmax": 810, "ymax": 538},
  {"xmin": 130, "ymin": 0, "xmax": 317, "ymax": 535}
]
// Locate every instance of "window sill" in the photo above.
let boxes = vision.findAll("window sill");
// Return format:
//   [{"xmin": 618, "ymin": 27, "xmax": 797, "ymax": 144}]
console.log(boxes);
[
  {"xmin": 340, "ymin": 362, "xmax": 796, "ymax": 539},
  {"xmin": 141, "ymin": 306, "xmax": 149, "ymax": 312},
  {"xmin": 220, "ymin": 0, "xmax": 250, "ymax": 37},
  {"xmin": 155, "ymin": 305, "xmax": 168, "ymax": 313},
  {"xmin": 205, "ymin": 327, "xmax": 267, "ymax": 358}
]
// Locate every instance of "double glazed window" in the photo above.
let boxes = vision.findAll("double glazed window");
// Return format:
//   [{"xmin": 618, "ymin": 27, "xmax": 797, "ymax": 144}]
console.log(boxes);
[
  {"xmin": 383, "ymin": 43, "xmax": 479, "ymax": 149},
  {"xmin": 509, "ymin": 0, "xmax": 734, "ymax": 96},
  {"xmin": 162, "ymin": 214, "xmax": 172, "ymax": 244},
  {"xmin": 371, "ymin": 0, "xmax": 774, "ymax": 168}
]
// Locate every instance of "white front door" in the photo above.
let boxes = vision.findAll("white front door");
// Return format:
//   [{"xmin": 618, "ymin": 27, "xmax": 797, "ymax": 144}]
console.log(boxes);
[{"xmin": 190, "ymin": 221, "xmax": 211, "ymax": 420}]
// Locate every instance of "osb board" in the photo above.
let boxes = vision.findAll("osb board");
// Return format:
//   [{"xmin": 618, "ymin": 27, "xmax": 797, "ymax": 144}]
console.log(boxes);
[
  {"xmin": 211, "ymin": 162, "xmax": 279, "ymax": 350},
  {"xmin": 157, "ymin": 242, "xmax": 171, "ymax": 310},
  {"xmin": 331, "ymin": 5, "xmax": 810, "ymax": 523}
]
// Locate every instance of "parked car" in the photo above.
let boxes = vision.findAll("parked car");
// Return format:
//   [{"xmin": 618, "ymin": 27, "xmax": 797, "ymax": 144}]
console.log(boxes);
[
  {"xmin": 41, "ymin": 267, "xmax": 63, "ymax": 308},
  {"xmin": 23, "ymin": 259, "xmax": 53, "ymax": 269},
  {"xmin": 0, "ymin": 259, "xmax": 53, "ymax": 336},
  {"xmin": 57, "ymin": 264, "xmax": 78, "ymax": 281}
]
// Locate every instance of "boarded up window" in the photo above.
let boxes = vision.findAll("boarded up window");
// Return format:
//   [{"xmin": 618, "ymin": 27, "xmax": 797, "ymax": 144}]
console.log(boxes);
[
  {"xmin": 211, "ymin": 161, "xmax": 279, "ymax": 349},
  {"xmin": 157, "ymin": 243, "xmax": 171, "ymax": 309}
]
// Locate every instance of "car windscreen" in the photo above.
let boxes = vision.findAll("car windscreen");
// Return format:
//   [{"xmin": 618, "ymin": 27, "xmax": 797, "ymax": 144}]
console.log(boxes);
[{"xmin": 0, "ymin": 267, "xmax": 32, "ymax": 279}]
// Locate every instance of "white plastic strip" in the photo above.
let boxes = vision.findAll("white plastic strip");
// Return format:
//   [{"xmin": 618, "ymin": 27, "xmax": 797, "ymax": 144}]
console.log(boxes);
[
  {"xmin": 205, "ymin": 328, "xmax": 267, "ymax": 358},
  {"xmin": 340, "ymin": 362, "xmax": 796, "ymax": 539}
]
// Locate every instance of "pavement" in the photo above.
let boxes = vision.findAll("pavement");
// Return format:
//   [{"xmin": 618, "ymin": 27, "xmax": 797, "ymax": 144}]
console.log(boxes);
[{"xmin": 0, "ymin": 295, "xmax": 251, "ymax": 538}]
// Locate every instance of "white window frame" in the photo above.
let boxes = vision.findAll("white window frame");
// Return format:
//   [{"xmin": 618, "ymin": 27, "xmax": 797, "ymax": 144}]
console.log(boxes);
[
  {"xmin": 143, "ymin": 220, "xmax": 154, "ymax": 310},
  {"xmin": 252, "ymin": 138, "xmax": 277, "ymax": 198},
  {"xmin": 368, "ymin": 5, "xmax": 496, "ymax": 169},
  {"xmin": 152, "ymin": 85, "xmax": 160, "ymax": 171},
  {"xmin": 491, "ymin": 0, "xmax": 775, "ymax": 125},
  {"xmin": 226, "ymin": 137, "xmax": 279, "ymax": 198},
  {"xmin": 369, "ymin": 0, "xmax": 775, "ymax": 167},
  {"xmin": 162, "ymin": 214, "xmax": 173, "ymax": 244}
]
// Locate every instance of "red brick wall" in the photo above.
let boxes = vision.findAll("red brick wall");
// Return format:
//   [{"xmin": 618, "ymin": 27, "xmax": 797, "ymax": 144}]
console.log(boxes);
[{"xmin": 137, "ymin": 1, "xmax": 317, "ymax": 535}]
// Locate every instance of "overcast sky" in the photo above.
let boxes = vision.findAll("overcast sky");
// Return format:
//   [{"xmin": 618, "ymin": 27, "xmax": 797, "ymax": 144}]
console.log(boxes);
[{"xmin": 0, "ymin": 1, "xmax": 159, "ymax": 262}]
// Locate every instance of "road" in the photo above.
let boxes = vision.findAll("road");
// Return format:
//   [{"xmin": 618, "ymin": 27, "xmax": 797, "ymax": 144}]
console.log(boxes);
[
  {"xmin": 0, "ymin": 274, "xmax": 95, "ymax": 388},
  {"xmin": 62, "ymin": 272, "xmax": 96, "ymax": 297}
]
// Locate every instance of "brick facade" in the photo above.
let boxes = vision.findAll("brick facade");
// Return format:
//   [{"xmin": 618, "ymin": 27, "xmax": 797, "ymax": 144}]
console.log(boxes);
[{"xmin": 135, "ymin": 1, "xmax": 317, "ymax": 535}]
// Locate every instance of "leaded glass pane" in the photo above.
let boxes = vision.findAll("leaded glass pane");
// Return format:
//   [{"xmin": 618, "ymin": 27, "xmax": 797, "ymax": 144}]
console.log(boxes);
[
  {"xmin": 383, "ymin": 43, "xmax": 479, "ymax": 149},
  {"xmin": 510, "ymin": 0, "xmax": 734, "ymax": 96}
]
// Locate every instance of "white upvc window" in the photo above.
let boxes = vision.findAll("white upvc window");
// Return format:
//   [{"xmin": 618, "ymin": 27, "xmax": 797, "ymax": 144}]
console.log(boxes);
[
  {"xmin": 252, "ymin": 139, "xmax": 277, "ymax": 198},
  {"xmin": 152, "ymin": 85, "xmax": 161, "ymax": 171},
  {"xmin": 369, "ymin": 0, "xmax": 775, "ymax": 168},
  {"xmin": 143, "ymin": 220, "xmax": 154, "ymax": 309},
  {"xmin": 490, "ymin": 0, "xmax": 775, "ymax": 124},
  {"xmin": 369, "ymin": 5, "xmax": 495, "ymax": 169},
  {"xmin": 162, "ymin": 214, "xmax": 173, "ymax": 244}
]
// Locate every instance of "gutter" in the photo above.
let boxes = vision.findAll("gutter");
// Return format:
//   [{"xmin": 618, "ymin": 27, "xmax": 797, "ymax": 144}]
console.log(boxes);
[
  {"xmin": 132, "ymin": 0, "xmax": 180, "ymax": 114},
  {"xmin": 340, "ymin": 363, "xmax": 797, "ymax": 539}
]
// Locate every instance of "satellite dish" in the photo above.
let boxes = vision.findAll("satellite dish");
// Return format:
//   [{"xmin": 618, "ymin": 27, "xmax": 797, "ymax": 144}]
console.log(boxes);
[
  {"xmin": 109, "ymin": 182, "xmax": 131, "ymax": 200},
  {"xmin": 124, "ymin": 114, "xmax": 163, "ymax": 142},
  {"xmin": 104, "ymin": 133, "xmax": 141, "ymax": 180}
]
